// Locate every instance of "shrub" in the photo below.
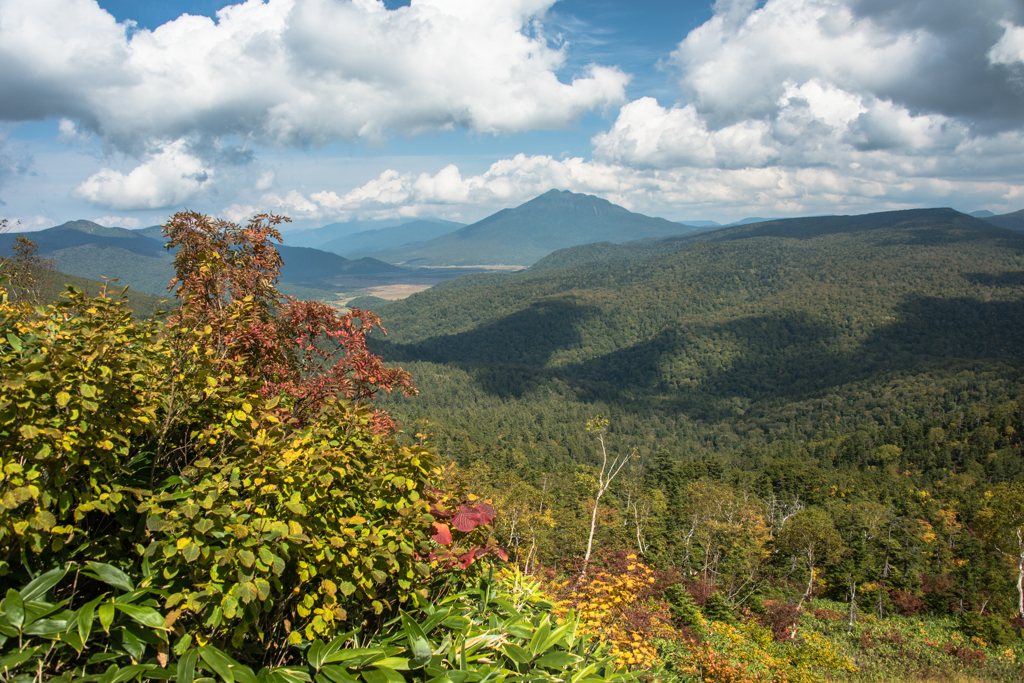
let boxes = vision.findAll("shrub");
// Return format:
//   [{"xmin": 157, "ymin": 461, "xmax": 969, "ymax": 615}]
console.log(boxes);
[
  {"xmin": 701, "ymin": 593, "xmax": 737, "ymax": 626},
  {"xmin": 960, "ymin": 610, "xmax": 1018, "ymax": 647}
]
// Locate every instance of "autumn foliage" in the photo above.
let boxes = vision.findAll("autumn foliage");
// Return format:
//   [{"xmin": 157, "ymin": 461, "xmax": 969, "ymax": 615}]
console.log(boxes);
[
  {"xmin": 164, "ymin": 210, "xmax": 415, "ymax": 429},
  {"xmin": 0, "ymin": 211, "xmax": 501, "ymax": 672}
]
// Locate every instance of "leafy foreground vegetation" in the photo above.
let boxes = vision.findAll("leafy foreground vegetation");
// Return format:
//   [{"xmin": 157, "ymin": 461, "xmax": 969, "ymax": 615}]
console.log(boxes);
[{"xmin": 4, "ymin": 209, "xmax": 1024, "ymax": 683}]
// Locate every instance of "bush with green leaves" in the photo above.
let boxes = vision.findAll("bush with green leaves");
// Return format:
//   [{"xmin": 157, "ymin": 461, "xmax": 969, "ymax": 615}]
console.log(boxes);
[
  {"xmin": 1, "ymin": 563, "xmax": 633, "ymax": 683},
  {"xmin": 0, "ymin": 212, "xmax": 500, "ymax": 671}
]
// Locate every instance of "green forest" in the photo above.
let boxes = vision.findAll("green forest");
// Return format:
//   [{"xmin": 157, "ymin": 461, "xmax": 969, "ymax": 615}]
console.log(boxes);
[{"xmin": 4, "ymin": 208, "xmax": 1024, "ymax": 683}]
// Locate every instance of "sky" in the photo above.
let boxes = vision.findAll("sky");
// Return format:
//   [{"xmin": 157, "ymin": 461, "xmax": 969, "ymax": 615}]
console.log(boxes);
[{"xmin": 2, "ymin": 0, "xmax": 1024, "ymax": 233}]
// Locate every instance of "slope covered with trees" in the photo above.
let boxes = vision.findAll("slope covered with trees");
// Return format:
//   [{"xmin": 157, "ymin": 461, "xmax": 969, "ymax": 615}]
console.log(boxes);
[{"xmin": 358, "ymin": 208, "xmax": 1024, "ymax": 679}]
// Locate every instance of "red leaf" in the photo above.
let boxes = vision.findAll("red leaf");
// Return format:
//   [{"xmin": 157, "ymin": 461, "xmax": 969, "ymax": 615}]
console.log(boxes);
[
  {"xmin": 495, "ymin": 547, "xmax": 509, "ymax": 562},
  {"xmin": 452, "ymin": 507, "xmax": 481, "ymax": 533},
  {"xmin": 475, "ymin": 502, "xmax": 495, "ymax": 525},
  {"xmin": 431, "ymin": 522, "xmax": 453, "ymax": 546}
]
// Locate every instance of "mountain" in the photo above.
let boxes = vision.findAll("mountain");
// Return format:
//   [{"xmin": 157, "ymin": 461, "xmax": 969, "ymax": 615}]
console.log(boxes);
[
  {"xmin": 275, "ymin": 245, "xmax": 404, "ymax": 286},
  {"xmin": 1, "ymin": 220, "xmax": 412, "ymax": 298},
  {"xmin": 722, "ymin": 216, "xmax": 777, "ymax": 227},
  {"xmin": 981, "ymin": 208, "xmax": 1024, "ymax": 232},
  {"xmin": 280, "ymin": 218, "xmax": 456, "ymax": 249},
  {"xmin": 323, "ymin": 219, "xmax": 464, "ymax": 257},
  {"xmin": 0, "ymin": 221, "xmax": 175, "ymax": 295},
  {"xmin": 677, "ymin": 220, "xmax": 721, "ymax": 228},
  {"xmin": 970, "ymin": 210, "xmax": 995, "ymax": 218},
  {"xmin": 360, "ymin": 190, "xmax": 699, "ymax": 267}
]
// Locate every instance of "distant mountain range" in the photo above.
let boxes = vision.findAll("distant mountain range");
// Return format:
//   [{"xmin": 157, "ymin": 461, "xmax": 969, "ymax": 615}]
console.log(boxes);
[
  {"xmin": 363, "ymin": 190, "xmax": 699, "ymax": 266},
  {"xmin": 328, "ymin": 219, "xmax": 465, "ymax": 257},
  {"xmin": 7, "ymin": 199, "xmax": 1023, "ymax": 300},
  {"xmin": 0, "ymin": 220, "xmax": 416, "ymax": 298},
  {"xmin": 980, "ymin": 209, "xmax": 1024, "ymax": 233}
]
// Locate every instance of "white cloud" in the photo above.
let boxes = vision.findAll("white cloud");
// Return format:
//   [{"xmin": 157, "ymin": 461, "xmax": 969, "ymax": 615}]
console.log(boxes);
[
  {"xmin": 592, "ymin": 97, "xmax": 778, "ymax": 169},
  {"xmin": 578, "ymin": 0, "xmax": 1024, "ymax": 215},
  {"xmin": 989, "ymin": 20, "xmax": 1024, "ymax": 66},
  {"xmin": 72, "ymin": 139, "xmax": 214, "ymax": 210},
  {"xmin": 225, "ymin": 147, "xmax": 1024, "ymax": 226},
  {"xmin": 57, "ymin": 119, "xmax": 92, "ymax": 145},
  {"xmin": 0, "ymin": 0, "xmax": 628, "ymax": 151},
  {"xmin": 255, "ymin": 170, "xmax": 275, "ymax": 191}
]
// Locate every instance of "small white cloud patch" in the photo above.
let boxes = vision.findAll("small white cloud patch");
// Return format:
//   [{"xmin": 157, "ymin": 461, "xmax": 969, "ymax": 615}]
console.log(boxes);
[{"xmin": 72, "ymin": 139, "xmax": 214, "ymax": 210}]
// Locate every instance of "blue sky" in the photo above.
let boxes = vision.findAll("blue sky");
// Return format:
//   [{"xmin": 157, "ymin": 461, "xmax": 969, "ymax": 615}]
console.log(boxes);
[{"xmin": 2, "ymin": 0, "xmax": 1024, "ymax": 232}]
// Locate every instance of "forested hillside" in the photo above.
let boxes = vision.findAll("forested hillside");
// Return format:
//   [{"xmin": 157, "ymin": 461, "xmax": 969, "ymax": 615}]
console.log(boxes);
[
  {"xmin": 375, "ymin": 208, "xmax": 1024, "ymax": 445},
  {"xmin": 363, "ymin": 208, "xmax": 1024, "ymax": 679}
]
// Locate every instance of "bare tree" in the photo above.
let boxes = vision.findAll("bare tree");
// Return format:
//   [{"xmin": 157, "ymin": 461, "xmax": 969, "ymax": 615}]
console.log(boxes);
[{"xmin": 580, "ymin": 417, "xmax": 634, "ymax": 580}]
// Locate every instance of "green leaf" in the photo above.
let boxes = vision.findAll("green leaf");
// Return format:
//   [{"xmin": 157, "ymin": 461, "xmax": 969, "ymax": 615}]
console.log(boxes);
[
  {"xmin": 99, "ymin": 602, "xmax": 115, "ymax": 632},
  {"xmin": 182, "ymin": 543, "xmax": 201, "ymax": 562},
  {"xmin": 254, "ymin": 578, "xmax": 271, "ymax": 602},
  {"xmin": 373, "ymin": 658, "xmax": 409, "ymax": 671},
  {"xmin": 533, "ymin": 652, "xmax": 581, "ymax": 669},
  {"xmin": 120, "ymin": 628, "xmax": 144, "ymax": 660},
  {"xmin": 199, "ymin": 646, "xmax": 259, "ymax": 683},
  {"xmin": 266, "ymin": 667, "xmax": 312, "ymax": 683},
  {"xmin": 235, "ymin": 582, "xmax": 258, "ymax": 604},
  {"xmin": 20, "ymin": 565, "xmax": 69, "ymax": 601},
  {"xmin": 360, "ymin": 667, "xmax": 404, "ymax": 683},
  {"xmin": 306, "ymin": 640, "xmax": 326, "ymax": 670},
  {"xmin": 98, "ymin": 663, "xmax": 119, "ymax": 683},
  {"xmin": 116, "ymin": 604, "xmax": 167, "ymax": 630},
  {"xmin": 111, "ymin": 664, "xmax": 153, "ymax": 683},
  {"xmin": 6, "ymin": 333, "xmax": 23, "ymax": 352},
  {"xmin": 540, "ymin": 620, "xmax": 573, "ymax": 653},
  {"xmin": 527, "ymin": 618, "xmax": 550, "ymax": 657},
  {"xmin": 178, "ymin": 649, "xmax": 200, "ymax": 683},
  {"xmin": 318, "ymin": 667, "xmax": 358, "ymax": 683},
  {"xmin": 338, "ymin": 582, "xmax": 356, "ymax": 597},
  {"xmin": 85, "ymin": 562, "xmax": 136, "ymax": 592},
  {"xmin": 199, "ymin": 646, "xmax": 236, "ymax": 683},
  {"xmin": 409, "ymin": 637, "xmax": 431, "ymax": 668},
  {"xmin": 322, "ymin": 648, "xmax": 383, "ymax": 665},
  {"xmin": 24, "ymin": 618, "xmax": 70, "ymax": 635},
  {"xmin": 78, "ymin": 596, "xmax": 104, "ymax": 644},
  {"xmin": 238, "ymin": 550, "xmax": 255, "ymax": 567},
  {"xmin": 0, "ymin": 646, "xmax": 38, "ymax": 670},
  {"xmin": 500, "ymin": 643, "xmax": 531, "ymax": 665},
  {"xmin": 3, "ymin": 589, "xmax": 24, "ymax": 629}
]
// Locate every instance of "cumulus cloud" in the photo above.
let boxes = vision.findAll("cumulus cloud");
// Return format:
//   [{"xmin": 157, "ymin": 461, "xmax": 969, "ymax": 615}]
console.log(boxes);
[
  {"xmin": 225, "ymin": 147, "xmax": 1024, "ymax": 226},
  {"xmin": 989, "ymin": 20, "xmax": 1024, "ymax": 67},
  {"xmin": 577, "ymin": 0, "xmax": 1024, "ymax": 216},
  {"xmin": 674, "ymin": 0, "xmax": 1024, "ymax": 129},
  {"xmin": 72, "ymin": 139, "xmax": 214, "ymax": 210},
  {"xmin": 0, "ymin": 0, "xmax": 628, "ymax": 151},
  {"xmin": 592, "ymin": 98, "xmax": 778, "ymax": 169}
]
